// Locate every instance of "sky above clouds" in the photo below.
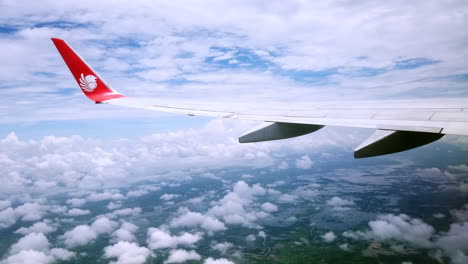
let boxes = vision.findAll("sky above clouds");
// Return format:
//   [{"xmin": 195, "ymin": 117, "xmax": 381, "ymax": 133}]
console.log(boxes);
[
  {"xmin": 1, "ymin": 1, "xmax": 468, "ymax": 264},
  {"xmin": 0, "ymin": 0, "xmax": 468, "ymax": 136}
]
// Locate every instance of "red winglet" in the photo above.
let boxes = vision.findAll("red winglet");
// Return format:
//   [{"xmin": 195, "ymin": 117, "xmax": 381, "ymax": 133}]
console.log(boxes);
[{"xmin": 51, "ymin": 38, "xmax": 125, "ymax": 102}]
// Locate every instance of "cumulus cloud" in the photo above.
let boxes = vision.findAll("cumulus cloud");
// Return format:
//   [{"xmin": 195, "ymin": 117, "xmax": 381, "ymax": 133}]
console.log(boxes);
[
  {"xmin": 106, "ymin": 207, "xmax": 142, "ymax": 219},
  {"xmin": 326, "ymin": 196, "xmax": 355, "ymax": 210},
  {"xmin": 49, "ymin": 248, "xmax": 75, "ymax": 261},
  {"xmin": 160, "ymin": 194, "xmax": 180, "ymax": 201},
  {"xmin": 10, "ymin": 232, "xmax": 49, "ymax": 254},
  {"xmin": 62, "ymin": 217, "xmax": 118, "ymax": 247},
  {"xmin": 111, "ymin": 222, "xmax": 139, "ymax": 242},
  {"xmin": 87, "ymin": 191, "xmax": 125, "ymax": 202},
  {"xmin": 451, "ymin": 204, "xmax": 468, "ymax": 222},
  {"xmin": 170, "ymin": 210, "xmax": 226, "ymax": 232},
  {"xmin": 204, "ymin": 258, "xmax": 235, "ymax": 264},
  {"xmin": 435, "ymin": 223, "xmax": 468, "ymax": 264},
  {"xmin": 343, "ymin": 212, "xmax": 468, "ymax": 264},
  {"xmin": 0, "ymin": 121, "xmax": 360, "ymax": 199},
  {"xmin": 91, "ymin": 217, "xmax": 119, "ymax": 234},
  {"xmin": 126, "ymin": 189, "xmax": 149, "ymax": 198},
  {"xmin": 67, "ymin": 208, "xmax": 91, "ymax": 216},
  {"xmin": 14, "ymin": 203, "xmax": 47, "ymax": 222},
  {"xmin": 278, "ymin": 194, "xmax": 299, "ymax": 203},
  {"xmin": 295, "ymin": 155, "xmax": 313, "ymax": 169},
  {"xmin": 261, "ymin": 202, "xmax": 278, "ymax": 213},
  {"xmin": 0, "ymin": 208, "xmax": 18, "ymax": 229},
  {"xmin": 146, "ymin": 228, "xmax": 202, "ymax": 250},
  {"xmin": 322, "ymin": 231, "xmax": 336, "ymax": 243},
  {"xmin": 0, "ymin": 200, "xmax": 11, "ymax": 210},
  {"xmin": 15, "ymin": 221, "xmax": 56, "ymax": 235},
  {"xmin": 3, "ymin": 229, "xmax": 76, "ymax": 264},
  {"xmin": 1, "ymin": 202, "xmax": 50, "ymax": 229},
  {"xmin": 246, "ymin": 234, "xmax": 256, "ymax": 241},
  {"xmin": 344, "ymin": 214, "xmax": 434, "ymax": 248},
  {"xmin": 212, "ymin": 242, "xmax": 234, "ymax": 254},
  {"xmin": 165, "ymin": 249, "xmax": 201, "ymax": 263},
  {"xmin": 338, "ymin": 243, "xmax": 350, "ymax": 251},
  {"xmin": 207, "ymin": 181, "xmax": 268, "ymax": 228},
  {"xmin": 104, "ymin": 241, "xmax": 151, "ymax": 264},
  {"xmin": 66, "ymin": 198, "xmax": 86, "ymax": 207},
  {"xmin": 107, "ymin": 202, "xmax": 123, "ymax": 210},
  {"xmin": 2, "ymin": 250, "xmax": 54, "ymax": 264},
  {"xmin": 61, "ymin": 225, "xmax": 97, "ymax": 248},
  {"xmin": 326, "ymin": 197, "xmax": 355, "ymax": 207}
]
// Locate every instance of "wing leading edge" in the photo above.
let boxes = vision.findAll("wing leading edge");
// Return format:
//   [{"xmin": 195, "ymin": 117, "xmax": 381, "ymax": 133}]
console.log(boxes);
[{"xmin": 51, "ymin": 38, "xmax": 468, "ymax": 158}]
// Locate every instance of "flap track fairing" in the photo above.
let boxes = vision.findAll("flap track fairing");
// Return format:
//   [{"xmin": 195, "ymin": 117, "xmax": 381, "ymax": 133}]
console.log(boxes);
[{"xmin": 239, "ymin": 122, "xmax": 324, "ymax": 143}]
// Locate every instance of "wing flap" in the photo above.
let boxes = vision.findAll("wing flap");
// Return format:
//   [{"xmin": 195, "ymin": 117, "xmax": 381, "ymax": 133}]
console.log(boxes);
[
  {"xmin": 354, "ymin": 129, "xmax": 445, "ymax": 158},
  {"xmin": 238, "ymin": 122, "xmax": 324, "ymax": 143}
]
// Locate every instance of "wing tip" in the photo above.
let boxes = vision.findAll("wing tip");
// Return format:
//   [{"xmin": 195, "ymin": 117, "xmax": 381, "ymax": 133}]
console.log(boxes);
[{"xmin": 51, "ymin": 37, "xmax": 126, "ymax": 103}]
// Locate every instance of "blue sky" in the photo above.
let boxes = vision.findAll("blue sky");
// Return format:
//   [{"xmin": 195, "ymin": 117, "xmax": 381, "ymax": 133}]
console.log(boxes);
[{"xmin": 1, "ymin": 0, "xmax": 468, "ymax": 139}]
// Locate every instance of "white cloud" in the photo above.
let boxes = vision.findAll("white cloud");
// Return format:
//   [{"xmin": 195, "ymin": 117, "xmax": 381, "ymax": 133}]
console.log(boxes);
[
  {"xmin": 165, "ymin": 249, "xmax": 201, "ymax": 263},
  {"xmin": 204, "ymin": 258, "xmax": 235, "ymax": 264},
  {"xmin": 261, "ymin": 202, "xmax": 278, "ymax": 213},
  {"xmin": 15, "ymin": 221, "xmax": 56, "ymax": 235},
  {"xmin": 66, "ymin": 198, "xmax": 86, "ymax": 207},
  {"xmin": 126, "ymin": 189, "xmax": 149, "ymax": 198},
  {"xmin": 344, "ymin": 214, "xmax": 434, "ymax": 248},
  {"xmin": 10, "ymin": 232, "xmax": 49, "ymax": 254},
  {"xmin": 295, "ymin": 155, "xmax": 313, "ymax": 169},
  {"xmin": 207, "ymin": 181, "xmax": 268, "ymax": 228},
  {"xmin": 0, "ymin": 122, "xmax": 360, "ymax": 199},
  {"xmin": 88, "ymin": 191, "xmax": 125, "ymax": 202},
  {"xmin": 435, "ymin": 223, "xmax": 468, "ymax": 264},
  {"xmin": 2, "ymin": 250, "xmax": 54, "ymax": 264},
  {"xmin": 322, "ymin": 231, "xmax": 336, "ymax": 243},
  {"xmin": 62, "ymin": 216, "xmax": 117, "ymax": 248},
  {"xmin": 0, "ymin": 200, "xmax": 12, "ymax": 210},
  {"xmin": 106, "ymin": 208, "xmax": 142, "ymax": 219},
  {"xmin": 212, "ymin": 242, "xmax": 233, "ymax": 254},
  {"xmin": 343, "ymin": 212, "xmax": 468, "ymax": 263},
  {"xmin": 146, "ymin": 228, "xmax": 202, "ymax": 250},
  {"xmin": 107, "ymin": 202, "xmax": 123, "ymax": 210},
  {"xmin": 278, "ymin": 194, "xmax": 298, "ymax": 203},
  {"xmin": 91, "ymin": 217, "xmax": 119, "ymax": 234},
  {"xmin": 67, "ymin": 208, "xmax": 91, "ymax": 216},
  {"xmin": 111, "ymin": 222, "xmax": 139, "ymax": 242},
  {"xmin": 15, "ymin": 203, "xmax": 47, "ymax": 221},
  {"xmin": 0, "ymin": 208, "xmax": 17, "ymax": 229},
  {"xmin": 246, "ymin": 234, "xmax": 256, "ymax": 241},
  {"xmin": 2, "ymin": 247, "xmax": 75, "ymax": 264},
  {"xmin": 61, "ymin": 225, "xmax": 97, "ymax": 248},
  {"xmin": 170, "ymin": 210, "xmax": 226, "ymax": 232},
  {"xmin": 160, "ymin": 194, "xmax": 180, "ymax": 201},
  {"xmin": 258, "ymin": 231, "xmax": 266, "ymax": 238},
  {"xmin": 104, "ymin": 241, "xmax": 151, "ymax": 264},
  {"xmin": 451, "ymin": 204, "xmax": 468, "ymax": 222},
  {"xmin": 241, "ymin": 174, "xmax": 254, "ymax": 179},
  {"xmin": 338, "ymin": 243, "xmax": 350, "ymax": 251},
  {"xmin": 49, "ymin": 248, "xmax": 75, "ymax": 261},
  {"xmin": 326, "ymin": 197, "xmax": 355, "ymax": 207}
]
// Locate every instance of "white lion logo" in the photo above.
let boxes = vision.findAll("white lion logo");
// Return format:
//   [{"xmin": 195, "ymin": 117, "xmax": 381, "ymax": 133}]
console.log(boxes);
[{"xmin": 79, "ymin": 74, "xmax": 98, "ymax": 92}]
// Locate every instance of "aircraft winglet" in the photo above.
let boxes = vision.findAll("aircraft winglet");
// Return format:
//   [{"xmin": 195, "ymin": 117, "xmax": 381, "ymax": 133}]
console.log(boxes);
[{"xmin": 51, "ymin": 38, "xmax": 125, "ymax": 102}]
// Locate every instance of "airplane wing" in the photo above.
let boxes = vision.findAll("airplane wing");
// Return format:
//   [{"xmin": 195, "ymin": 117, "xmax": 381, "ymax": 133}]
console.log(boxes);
[{"xmin": 51, "ymin": 38, "xmax": 468, "ymax": 158}]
